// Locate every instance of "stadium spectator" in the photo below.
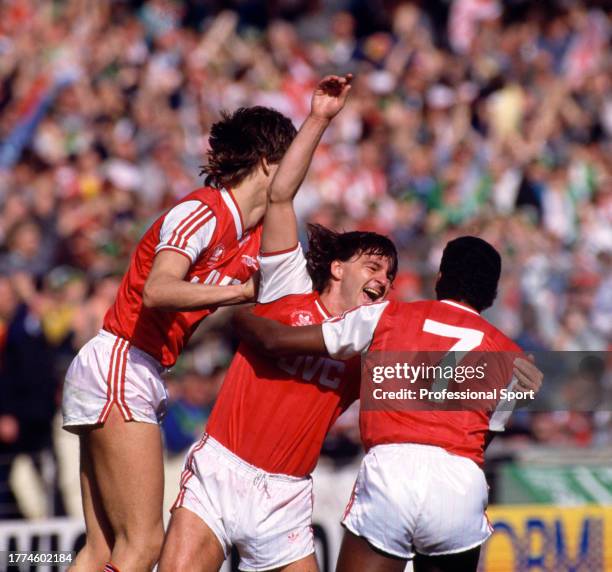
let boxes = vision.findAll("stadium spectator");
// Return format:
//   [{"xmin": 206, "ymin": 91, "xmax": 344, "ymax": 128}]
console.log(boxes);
[
  {"xmin": 0, "ymin": 273, "xmax": 66, "ymax": 519},
  {"xmin": 162, "ymin": 368, "xmax": 222, "ymax": 456}
]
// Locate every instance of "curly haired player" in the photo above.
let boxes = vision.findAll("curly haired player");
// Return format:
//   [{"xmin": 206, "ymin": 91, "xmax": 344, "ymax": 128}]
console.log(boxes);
[
  {"xmin": 62, "ymin": 104, "xmax": 297, "ymax": 572},
  {"xmin": 158, "ymin": 75, "xmax": 394, "ymax": 572}
]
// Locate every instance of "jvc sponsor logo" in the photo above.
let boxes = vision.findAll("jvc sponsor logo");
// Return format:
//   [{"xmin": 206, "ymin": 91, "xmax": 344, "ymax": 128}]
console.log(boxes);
[{"xmin": 277, "ymin": 356, "xmax": 345, "ymax": 389}]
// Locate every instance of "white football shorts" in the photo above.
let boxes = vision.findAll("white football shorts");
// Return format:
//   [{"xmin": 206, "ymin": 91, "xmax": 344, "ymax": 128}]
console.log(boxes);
[
  {"xmin": 342, "ymin": 443, "xmax": 493, "ymax": 559},
  {"xmin": 173, "ymin": 435, "xmax": 315, "ymax": 571},
  {"xmin": 62, "ymin": 329, "xmax": 168, "ymax": 430}
]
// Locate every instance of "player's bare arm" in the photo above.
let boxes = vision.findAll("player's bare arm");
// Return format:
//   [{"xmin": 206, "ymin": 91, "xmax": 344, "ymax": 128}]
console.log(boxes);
[
  {"xmin": 262, "ymin": 74, "xmax": 352, "ymax": 253},
  {"xmin": 486, "ymin": 355, "xmax": 543, "ymax": 451},
  {"xmin": 143, "ymin": 250, "xmax": 255, "ymax": 311},
  {"xmin": 236, "ymin": 305, "xmax": 545, "ymax": 392},
  {"xmin": 234, "ymin": 306, "xmax": 326, "ymax": 355},
  {"xmin": 268, "ymin": 74, "xmax": 352, "ymax": 205}
]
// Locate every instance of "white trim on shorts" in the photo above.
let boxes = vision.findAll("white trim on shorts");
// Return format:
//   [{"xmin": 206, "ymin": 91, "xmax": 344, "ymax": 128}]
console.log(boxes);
[
  {"xmin": 98, "ymin": 334, "xmax": 133, "ymax": 423},
  {"xmin": 341, "ymin": 522, "xmax": 493, "ymax": 560},
  {"xmin": 420, "ymin": 534, "xmax": 493, "ymax": 557},
  {"xmin": 63, "ymin": 329, "xmax": 166, "ymax": 429}
]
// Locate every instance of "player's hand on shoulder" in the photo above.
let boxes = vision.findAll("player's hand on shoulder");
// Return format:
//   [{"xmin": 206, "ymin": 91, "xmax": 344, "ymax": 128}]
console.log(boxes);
[
  {"xmin": 311, "ymin": 74, "xmax": 353, "ymax": 120},
  {"xmin": 513, "ymin": 354, "xmax": 543, "ymax": 394},
  {"xmin": 240, "ymin": 273, "xmax": 259, "ymax": 303}
]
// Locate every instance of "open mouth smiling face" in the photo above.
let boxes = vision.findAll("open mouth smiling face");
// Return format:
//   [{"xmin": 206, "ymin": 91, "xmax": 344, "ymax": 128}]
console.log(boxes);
[
  {"xmin": 362, "ymin": 283, "xmax": 385, "ymax": 303},
  {"xmin": 350, "ymin": 253, "xmax": 392, "ymax": 306}
]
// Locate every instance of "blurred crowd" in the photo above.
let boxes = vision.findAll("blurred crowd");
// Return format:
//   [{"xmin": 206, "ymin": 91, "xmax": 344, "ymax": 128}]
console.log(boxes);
[{"xmin": 0, "ymin": 0, "xmax": 611, "ymax": 517}]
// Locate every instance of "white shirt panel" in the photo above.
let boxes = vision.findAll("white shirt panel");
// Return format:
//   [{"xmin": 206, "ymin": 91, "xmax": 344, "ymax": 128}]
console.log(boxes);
[
  {"xmin": 489, "ymin": 376, "xmax": 519, "ymax": 432},
  {"xmin": 257, "ymin": 245, "xmax": 313, "ymax": 303},
  {"xmin": 156, "ymin": 200, "xmax": 217, "ymax": 263},
  {"xmin": 322, "ymin": 302, "xmax": 389, "ymax": 360}
]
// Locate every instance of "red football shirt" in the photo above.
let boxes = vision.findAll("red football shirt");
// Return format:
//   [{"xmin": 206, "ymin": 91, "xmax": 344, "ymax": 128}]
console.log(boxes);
[
  {"xmin": 322, "ymin": 299, "xmax": 523, "ymax": 465},
  {"xmin": 206, "ymin": 246, "xmax": 361, "ymax": 477},
  {"xmin": 103, "ymin": 187, "xmax": 261, "ymax": 367}
]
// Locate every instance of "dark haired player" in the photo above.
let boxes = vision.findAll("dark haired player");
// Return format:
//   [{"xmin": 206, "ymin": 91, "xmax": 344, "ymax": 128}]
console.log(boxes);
[
  {"xmin": 235, "ymin": 236, "xmax": 543, "ymax": 572},
  {"xmin": 159, "ymin": 75, "xmax": 395, "ymax": 572},
  {"xmin": 61, "ymin": 105, "xmax": 298, "ymax": 572}
]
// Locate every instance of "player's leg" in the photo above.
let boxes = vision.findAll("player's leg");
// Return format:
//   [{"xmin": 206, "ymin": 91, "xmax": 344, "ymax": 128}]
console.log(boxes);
[
  {"xmin": 158, "ymin": 507, "xmax": 225, "ymax": 572},
  {"xmin": 68, "ymin": 435, "xmax": 113, "ymax": 571},
  {"xmin": 159, "ymin": 435, "xmax": 231, "ymax": 571},
  {"xmin": 86, "ymin": 406, "xmax": 165, "ymax": 572},
  {"xmin": 411, "ymin": 448, "xmax": 490, "ymax": 572},
  {"xmin": 336, "ymin": 530, "xmax": 406, "ymax": 572},
  {"xmin": 274, "ymin": 553, "xmax": 319, "ymax": 571},
  {"xmin": 413, "ymin": 546, "xmax": 481, "ymax": 572},
  {"xmin": 337, "ymin": 446, "xmax": 415, "ymax": 572}
]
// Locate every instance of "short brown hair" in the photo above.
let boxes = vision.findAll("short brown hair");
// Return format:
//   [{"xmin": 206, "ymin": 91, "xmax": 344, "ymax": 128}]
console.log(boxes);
[
  {"xmin": 306, "ymin": 224, "xmax": 399, "ymax": 293},
  {"xmin": 200, "ymin": 106, "xmax": 296, "ymax": 188}
]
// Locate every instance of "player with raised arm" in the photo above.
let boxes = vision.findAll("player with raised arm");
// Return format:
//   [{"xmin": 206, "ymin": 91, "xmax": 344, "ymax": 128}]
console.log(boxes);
[
  {"xmin": 61, "ymin": 107, "xmax": 297, "ymax": 572},
  {"xmin": 158, "ymin": 74, "xmax": 395, "ymax": 572},
  {"xmin": 235, "ymin": 236, "xmax": 543, "ymax": 572}
]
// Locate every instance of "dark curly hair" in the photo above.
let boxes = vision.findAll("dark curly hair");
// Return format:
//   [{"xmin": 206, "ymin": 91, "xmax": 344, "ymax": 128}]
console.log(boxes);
[
  {"xmin": 305, "ymin": 224, "xmax": 398, "ymax": 293},
  {"xmin": 435, "ymin": 236, "xmax": 501, "ymax": 312},
  {"xmin": 200, "ymin": 106, "xmax": 296, "ymax": 188}
]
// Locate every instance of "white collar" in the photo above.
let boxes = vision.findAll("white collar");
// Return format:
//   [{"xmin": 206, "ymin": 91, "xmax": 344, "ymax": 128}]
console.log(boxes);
[
  {"xmin": 220, "ymin": 188, "xmax": 243, "ymax": 240},
  {"xmin": 440, "ymin": 299, "xmax": 479, "ymax": 315}
]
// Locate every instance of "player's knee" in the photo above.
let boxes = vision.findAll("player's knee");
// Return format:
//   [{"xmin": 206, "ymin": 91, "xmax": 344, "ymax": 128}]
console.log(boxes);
[
  {"xmin": 158, "ymin": 524, "xmax": 224, "ymax": 572},
  {"xmin": 138, "ymin": 528, "xmax": 164, "ymax": 568},
  {"xmin": 93, "ymin": 540, "xmax": 112, "ymax": 560},
  {"xmin": 158, "ymin": 538, "xmax": 190, "ymax": 572},
  {"xmin": 69, "ymin": 541, "xmax": 111, "ymax": 571},
  {"xmin": 116, "ymin": 527, "xmax": 164, "ymax": 569}
]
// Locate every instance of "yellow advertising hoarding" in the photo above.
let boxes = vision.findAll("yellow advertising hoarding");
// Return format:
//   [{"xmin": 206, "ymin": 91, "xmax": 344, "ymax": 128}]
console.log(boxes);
[{"xmin": 480, "ymin": 505, "xmax": 612, "ymax": 571}]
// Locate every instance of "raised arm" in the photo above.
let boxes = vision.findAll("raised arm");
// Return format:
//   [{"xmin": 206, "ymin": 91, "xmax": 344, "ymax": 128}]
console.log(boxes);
[{"xmin": 262, "ymin": 74, "xmax": 352, "ymax": 254}]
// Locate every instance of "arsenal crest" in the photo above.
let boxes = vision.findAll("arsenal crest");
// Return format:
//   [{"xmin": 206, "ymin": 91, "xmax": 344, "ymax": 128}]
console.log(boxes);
[
  {"xmin": 241, "ymin": 254, "xmax": 259, "ymax": 270},
  {"xmin": 290, "ymin": 310, "xmax": 315, "ymax": 326}
]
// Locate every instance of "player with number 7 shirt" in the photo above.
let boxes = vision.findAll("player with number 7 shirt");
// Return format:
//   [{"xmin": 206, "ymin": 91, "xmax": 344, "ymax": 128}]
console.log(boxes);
[{"xmin": 235, "ymin": 236, "xmax": 544, "ymax": 572}]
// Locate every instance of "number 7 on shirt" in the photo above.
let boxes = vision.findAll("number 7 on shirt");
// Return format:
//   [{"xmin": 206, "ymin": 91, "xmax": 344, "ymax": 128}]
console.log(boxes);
[{"xmin": 422, "ymin": 319, "xmax": 484, "ymax": 397}]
